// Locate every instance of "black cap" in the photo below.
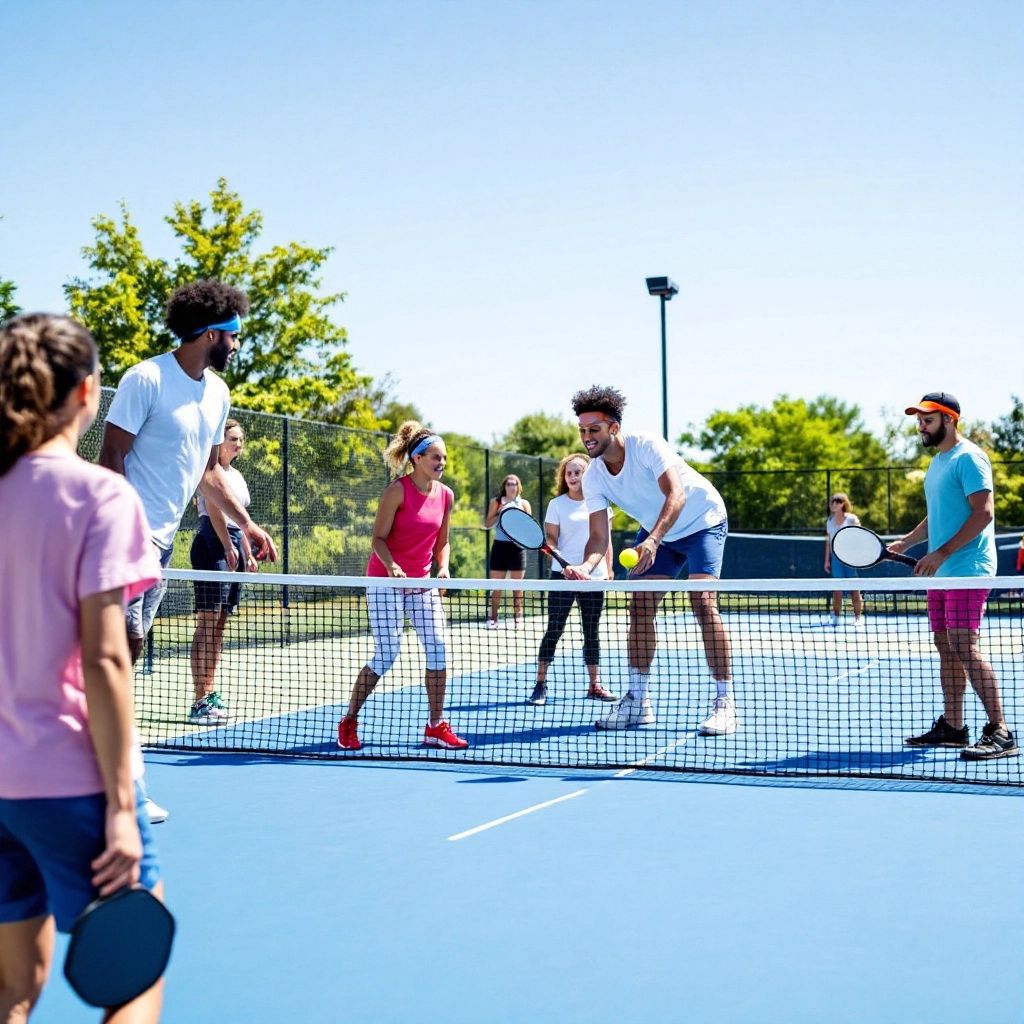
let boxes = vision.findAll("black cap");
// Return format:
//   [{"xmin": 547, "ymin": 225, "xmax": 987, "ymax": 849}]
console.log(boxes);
[{"xmin": 904, "ymin": 392, "xmax": 961, "ymax": 418}]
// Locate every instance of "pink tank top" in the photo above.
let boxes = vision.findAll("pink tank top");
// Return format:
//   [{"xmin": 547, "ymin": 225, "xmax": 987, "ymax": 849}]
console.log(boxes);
[{"xmin": 367, "ymin": 475, "xmax": 454, "ymax": 578}]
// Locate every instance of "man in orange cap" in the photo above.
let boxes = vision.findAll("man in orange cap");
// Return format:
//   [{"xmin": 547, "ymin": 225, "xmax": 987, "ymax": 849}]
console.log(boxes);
[{"xmin": 891, "ymin": 392, "xmax": 1017, "ymax": 760}]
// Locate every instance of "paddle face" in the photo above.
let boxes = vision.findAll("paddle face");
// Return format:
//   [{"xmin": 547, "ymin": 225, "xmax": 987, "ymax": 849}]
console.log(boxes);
[
  {"xmin": 498, "ymin": 507, "xmax": 570, "ymax": 569},
  {"xmin": 832, "ymin": 525, "xmax": 917, "ymax": 569},
  {"xmin": 65, "ymin": 888, "xmax": 175, "ymax": 1008},
  {"xmin": 498, "ymin": 507, "xmax": 545, "ymax": 548}
]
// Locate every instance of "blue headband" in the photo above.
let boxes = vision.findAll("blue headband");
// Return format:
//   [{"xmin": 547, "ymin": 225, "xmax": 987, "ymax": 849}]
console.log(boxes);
[
  {"xmin": 188, "ymin": 314, "xmax": 242, "ymax": 338},
  {"xmin": 409, "ymin": 434, "xmax": 442, "ymax": 458}
]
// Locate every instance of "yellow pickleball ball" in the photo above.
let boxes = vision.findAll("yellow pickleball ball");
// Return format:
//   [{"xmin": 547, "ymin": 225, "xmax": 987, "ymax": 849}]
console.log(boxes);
[{"xmin": 619, "ymin": 547, "xmax": 639, "ymax": 569}]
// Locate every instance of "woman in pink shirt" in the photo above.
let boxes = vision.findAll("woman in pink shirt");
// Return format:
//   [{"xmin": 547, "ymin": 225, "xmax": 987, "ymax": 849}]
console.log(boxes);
[
  {"xmin": 337, "ymin": 421, "xmax": 468, "ymax": 752},
  {"xmin": 0, "ymin": 314, "xmax": 164, "ymax": 1021}
]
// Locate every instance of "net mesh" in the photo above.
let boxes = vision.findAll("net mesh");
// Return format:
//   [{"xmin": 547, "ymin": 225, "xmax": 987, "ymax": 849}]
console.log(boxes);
[{"xmin": 140, "ymin": 572, "xmax": 1023, "ymax": 787}]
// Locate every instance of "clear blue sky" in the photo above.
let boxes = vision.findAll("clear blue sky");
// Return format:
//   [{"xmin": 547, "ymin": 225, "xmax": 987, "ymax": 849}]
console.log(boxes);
[{"xmin": 2, "ymin": 0, "xmax": 1021, "ymax": 446}]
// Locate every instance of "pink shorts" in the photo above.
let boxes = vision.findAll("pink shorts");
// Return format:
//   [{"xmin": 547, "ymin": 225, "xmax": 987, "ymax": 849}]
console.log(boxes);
[{"xmin": 927, "ymin": 588, "xmax": 989, "ymax": 633}]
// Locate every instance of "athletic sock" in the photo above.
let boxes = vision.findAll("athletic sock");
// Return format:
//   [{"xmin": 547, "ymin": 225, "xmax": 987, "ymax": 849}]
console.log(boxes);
[
  {"xmin": 715, "ymin": 679, "xmax": 732, "ymax": 700},
  {"xmin": 628, "ymin": 670, "xmax": 650, "ymax": 700}
]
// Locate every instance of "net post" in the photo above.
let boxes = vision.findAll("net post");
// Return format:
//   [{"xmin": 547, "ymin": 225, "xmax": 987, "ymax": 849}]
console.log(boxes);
[{"xmin": 282, "ymin": 415, "xmax": 290, "ymax": 609}]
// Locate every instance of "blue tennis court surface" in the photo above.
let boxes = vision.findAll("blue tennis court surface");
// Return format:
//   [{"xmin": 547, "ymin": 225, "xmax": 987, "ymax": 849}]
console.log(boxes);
[{"xmin": 32, "ymin": 752, "xmax": 1024, "ymax": 1023}]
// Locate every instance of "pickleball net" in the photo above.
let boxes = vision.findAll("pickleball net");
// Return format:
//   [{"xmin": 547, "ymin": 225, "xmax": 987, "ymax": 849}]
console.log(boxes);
[{"xmin": 138, "ymin": 570, "xmax": 1023, "ymax": 787}]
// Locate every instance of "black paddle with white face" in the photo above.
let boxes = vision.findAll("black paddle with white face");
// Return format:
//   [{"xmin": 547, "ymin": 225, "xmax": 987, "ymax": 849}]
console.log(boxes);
[
  {"xmin": 831, "ymin": 525, "xmax": 917, "ymax": 569},
  {"xmin": 498, "ymin": 507, "xmax": 571, "ymax": 570},
  {"xmin": 64, "ymin": 887, "xmax": 175, "ymax": 1008}
]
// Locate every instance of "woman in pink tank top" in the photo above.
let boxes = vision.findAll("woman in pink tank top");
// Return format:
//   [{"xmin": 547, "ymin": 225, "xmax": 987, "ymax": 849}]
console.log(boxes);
[{"xmin": 337, "ymin": 421, "xmax": 468, "ymax": 752}]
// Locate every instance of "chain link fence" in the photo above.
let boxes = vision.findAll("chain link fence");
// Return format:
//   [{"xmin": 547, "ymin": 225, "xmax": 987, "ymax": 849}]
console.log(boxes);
[
  {"xmin": 80, "ymin": 388, "xmax": 1024, "ymax": 580},
  {"xmin": 80, "ymin": 388, "xmax": 561, "ymax": 578}
]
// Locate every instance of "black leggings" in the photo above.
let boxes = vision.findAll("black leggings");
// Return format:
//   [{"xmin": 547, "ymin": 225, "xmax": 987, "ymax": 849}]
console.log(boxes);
[{"xmin": 537, "ymin": 573, "xmax": 605, "ymax": 666}]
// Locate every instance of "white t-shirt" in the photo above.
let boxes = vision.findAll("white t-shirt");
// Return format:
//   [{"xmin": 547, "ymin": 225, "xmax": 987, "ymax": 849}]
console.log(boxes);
[
  {"xmin": 106, "ymin": 351, "xmax": 230, "ymax": 549},
  {"xmin": 197, "ymin": 464, "xmax": 250, "ymax": 530},
  {"xmin": 582, "ymin": 433, "xmax": 726, "ymax": 543},
  {"xmin": 544, "ymin": 493, "xmax": 613, "ymax": 579}
]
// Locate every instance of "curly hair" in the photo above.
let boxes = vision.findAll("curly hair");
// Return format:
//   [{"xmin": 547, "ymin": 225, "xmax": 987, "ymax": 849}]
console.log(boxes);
[
  {"xmin": 552, "ymin": 452, "xmax": 590, "ymax": 496},
  {"xmin": 383, "ymin": 420, "xmax": 441, "ymax": 476},
  {"xmin": 165, "ymin": 281, "xmax": 250, "ymax": 341},
  {"xmin": 571, "ymin": 385, "xmax": 626, "ymax": 423},
  {"xmin": 0, "ymin": 313, "xmax": 97, "ymax": 476}
]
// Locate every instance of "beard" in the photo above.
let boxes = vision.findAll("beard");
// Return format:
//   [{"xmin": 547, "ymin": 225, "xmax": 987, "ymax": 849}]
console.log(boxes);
[
  {"xmin": 922, "ymin": 421, "xmax": 947, "ymax": 448},
  {"xmin": 209, "ymin": 336, "xmax": 232, "ymax": 372}
]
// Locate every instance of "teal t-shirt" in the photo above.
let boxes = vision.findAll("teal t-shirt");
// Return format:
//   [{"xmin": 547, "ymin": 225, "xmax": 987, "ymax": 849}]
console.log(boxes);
[{"xmin": 924, "ymin": 438, "xmax": 996, "ymax": 577}]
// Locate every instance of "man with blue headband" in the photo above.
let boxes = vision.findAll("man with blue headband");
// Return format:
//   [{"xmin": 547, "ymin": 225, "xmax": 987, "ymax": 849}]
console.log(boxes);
[{"xmin": 100, "ymin": 280, "xmax": 279, "ymax": 822}]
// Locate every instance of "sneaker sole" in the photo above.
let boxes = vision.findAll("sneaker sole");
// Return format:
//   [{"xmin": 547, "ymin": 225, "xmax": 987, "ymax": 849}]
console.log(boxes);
[
  {"xmin": 528, "ymin": 698, "xmax": 546, "ymax": 706},
  {"xmin": 422, "ymin": 738, "xmax": 470, "ymax": 750},
  {"xmin": 594, "ymin": 717, "xmax": 656, "ymax": 730},
  {"xmin": 960, "ymin": 745, "xmax": 1020, "ymax": 761},
  {"xmin": 904, "ymin": 740, "xmax": 968, "ymax": 748},
  {"xmin": 188, "ymin": 717, "xmax": 228, "ymax": 726},
  {"xmin": 586, "ymin": 693, "xmax": 619, "ymax": 702},
  {"xmin": 699, "ymin": 723, "xmax": 739, "ymax": 736}
]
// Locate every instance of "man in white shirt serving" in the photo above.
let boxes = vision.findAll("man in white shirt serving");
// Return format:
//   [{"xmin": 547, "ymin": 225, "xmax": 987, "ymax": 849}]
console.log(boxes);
[
  {"xmin": 562, "ymin": 385, "xmax": 737, "ymax": 735},
  {"xmin": 100, "ymin": 280, "xmax": 279, "ymax": 821}
]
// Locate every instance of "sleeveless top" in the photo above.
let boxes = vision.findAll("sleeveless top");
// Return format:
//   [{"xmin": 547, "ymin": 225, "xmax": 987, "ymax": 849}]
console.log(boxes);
[
  {"xmin": 367, "ymin": 475, "xmax": 454, "ymax": 578},
  {"xmin": 492, "ymin": 496, "xmax": 525, "ymax": 543}
]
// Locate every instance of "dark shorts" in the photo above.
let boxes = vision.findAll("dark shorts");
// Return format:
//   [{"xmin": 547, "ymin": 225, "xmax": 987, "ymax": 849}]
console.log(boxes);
[
  {"xmin": 633, "ymin": 520, "xmax": 728, "ymax": 579},
  {"xmin": 190, "ymin": 519, "xmax": 245, "ymax": 614},
  {"xmin": 490, "ymin": 538, "xmax": 526, "ymax": 573},
  {"xmin": 0, "ymin": 783, "xmax": 161, "ymax": 932}
]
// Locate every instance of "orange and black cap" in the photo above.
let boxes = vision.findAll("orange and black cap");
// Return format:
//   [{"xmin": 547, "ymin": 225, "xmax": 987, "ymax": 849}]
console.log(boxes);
[{"xmin": 904, "ymin": 392, "xmax": 960, "ymax": 420}]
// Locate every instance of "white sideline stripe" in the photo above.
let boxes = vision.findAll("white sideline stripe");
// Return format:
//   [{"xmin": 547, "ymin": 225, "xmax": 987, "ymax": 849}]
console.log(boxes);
[
  {"xmin": 613, "ymin": 734, "xmax": 696, "ymax": 778},
  {"xmin": 448, "ymin": 731, "xmax": 698, "ymax": 840},
  {"xmin": 447, "ymin": 789, "xmax": 588, "ymax": 841}
]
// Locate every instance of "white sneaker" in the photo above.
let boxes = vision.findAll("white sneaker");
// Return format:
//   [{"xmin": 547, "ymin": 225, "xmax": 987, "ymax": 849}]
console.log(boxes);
[
  {"xmin": 699, "ymin": 696, "xmax": 738, "ymax": 736},
  {"xmin": 145, "ymin": 798, "xmax": 169, "ymax": 824},
  {"xmin": 486, "ymin": 619, "xmax": 499, "ymax": 629},
  {"xmin": 595, "ymin": 693, "xmax": 655, "ymax": 730},
  {"xmin": 852, "ymin": 616, "xmax": 865, "ymax": 630}
]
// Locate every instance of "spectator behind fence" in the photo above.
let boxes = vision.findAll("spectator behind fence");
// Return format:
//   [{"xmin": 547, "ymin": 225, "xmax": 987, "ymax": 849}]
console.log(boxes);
[
  {"xmin": 485, "ymin": 474, "xmax": 532, "ymax": 628},
  {"xmin": 823, "ymin": 492, "xmax": 864, "ymax": 628}
]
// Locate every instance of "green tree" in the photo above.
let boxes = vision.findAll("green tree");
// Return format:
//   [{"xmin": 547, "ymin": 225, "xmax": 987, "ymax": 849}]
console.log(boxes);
[
  {"xmin": 0, "ymin": 277, "xmax": 17, "ymax": 322},
  {"xmin": 991, "ymin": 395, "xmax": 1024, "ymax": 456},
  {"xmin": 65, "ymin": 179, "xmax": 380, "ymax": 427},
  {"xmin": 498, "ymin": 411, "xmax": 580, "ymax": 458},
  {"xmin": 680, "ymin": 395, "xmax": 895, "ymax": 532}
]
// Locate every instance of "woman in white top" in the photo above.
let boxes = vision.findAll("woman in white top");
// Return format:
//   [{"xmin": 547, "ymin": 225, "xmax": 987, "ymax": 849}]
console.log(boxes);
[
  {"xmin": 484, "ymin": 474, "xmax": 532, "ymax": 627},
  {"xmin": 823, "ymin": 492, "xmax": 864, "ymax": 626},
  {"xmin": 188, "ymin": 419, "xmax": 259, "ymax": 723},
  {"xmin": 528, "ymin": 454, "xmax": 616, "ymax": 705}
]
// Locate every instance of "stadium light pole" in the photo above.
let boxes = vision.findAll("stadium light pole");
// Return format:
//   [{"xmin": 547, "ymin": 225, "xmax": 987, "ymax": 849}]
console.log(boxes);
[{"xmin": 645, "ymin": 276, "xmax": 679, "ymax": 441}]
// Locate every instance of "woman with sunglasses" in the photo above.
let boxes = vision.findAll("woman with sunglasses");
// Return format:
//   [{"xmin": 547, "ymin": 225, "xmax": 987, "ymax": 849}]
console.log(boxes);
[
  {"xmin": 824, "ymin": 492, "xmax": 864, "ymax": 627},
  {"xmin": 484, "ymin": 474, "xmax": 532, "ymax": 628}
]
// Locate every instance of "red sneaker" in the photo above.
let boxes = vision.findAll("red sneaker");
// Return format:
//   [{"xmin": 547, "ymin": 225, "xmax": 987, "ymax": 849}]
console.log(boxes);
[
  {"xmin": 337, "ymin": 717, "xmax": 362, "ymax": 750},
  {"xmin": 423, "ymin": 720, "xmax": 469, "ymax": 750}
]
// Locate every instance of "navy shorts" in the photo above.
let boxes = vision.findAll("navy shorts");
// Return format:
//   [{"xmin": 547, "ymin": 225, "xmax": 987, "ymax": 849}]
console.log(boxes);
[
  {"xmin": 190, "ymin": 519, "xmax": 245, "ymax": 614},
  {"xmin": 0, "ymin": 783, "xmax": 161, "ymax": 932},
  {"xmin": 490, "ymin": 539, "xmax": 526, "ymax": 573},
  {"xmin": 633, "ymin": 520, "xmax": 728, "ymax": 579}
]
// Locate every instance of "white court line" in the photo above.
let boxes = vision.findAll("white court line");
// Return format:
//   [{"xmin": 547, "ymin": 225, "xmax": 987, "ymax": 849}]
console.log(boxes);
[
  {"xmin": 447, "ymin": 789, "xmax": 588, "ymax": 841},
  {"xmin": 447, "ymin": 733, "xmax": 698, "ymax": 841}
]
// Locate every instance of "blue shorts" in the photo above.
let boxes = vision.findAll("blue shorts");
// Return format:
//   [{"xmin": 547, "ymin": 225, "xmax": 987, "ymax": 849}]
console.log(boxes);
[
  {"xmin": 126, "ymin": 542, "xmax": 173, "ymax": 639},
  {"xmin": 0, "ymin": 784, "xmax": 161, "ymax": 932},
  {"xmin": 831, "ymin": 558, "xmax": 859, "ymax": 580},
  {"xmin": 634, "ymin": 520, "xmax": 728, "ymax": 579}
]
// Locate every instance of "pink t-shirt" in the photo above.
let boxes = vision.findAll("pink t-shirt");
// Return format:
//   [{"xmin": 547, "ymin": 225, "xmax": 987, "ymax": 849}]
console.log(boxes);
[
  {"xmin": 0, "ymin": 451, "xmax": 160, "ymax": 798},
  {"xmin": 367, "ymin": 476, "xmax": 453, "ymax": 578}
]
